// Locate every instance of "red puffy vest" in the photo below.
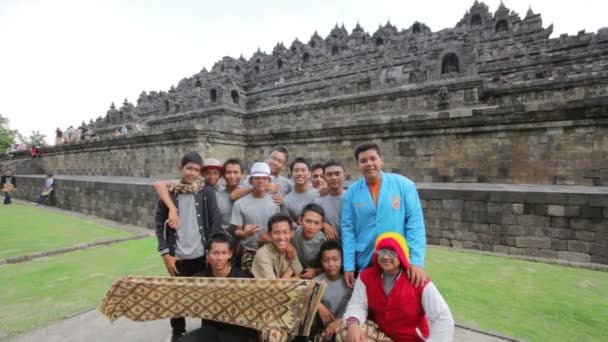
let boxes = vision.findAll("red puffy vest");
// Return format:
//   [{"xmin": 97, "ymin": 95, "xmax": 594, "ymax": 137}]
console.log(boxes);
[{"xmin": 360, "ymin": 266, "xmax": 430, "ymax": 342}]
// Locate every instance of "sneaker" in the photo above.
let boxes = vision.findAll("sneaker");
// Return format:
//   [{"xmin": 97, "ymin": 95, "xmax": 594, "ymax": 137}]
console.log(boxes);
[{"xmin": 171, "ymin": 332, "xmax": 185, "ymax": 342}]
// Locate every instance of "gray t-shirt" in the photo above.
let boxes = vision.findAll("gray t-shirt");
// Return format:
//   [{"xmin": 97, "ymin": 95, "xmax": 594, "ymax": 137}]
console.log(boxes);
[
  {"xmin": 175, "ymin": 194, "xmax": 204, "ymax": 259},
  {"xmin": 284, "ymin": 188, "xmax": 319, "ymax": 222},
  {"xmin": 314, "ymin": 273, "xmax": 352, "ymax": 318},
  {"xmin": 241, "ymin": 174, "xmax": 293, "ymax": 197},
  {"xmin": 292, "ymin": 225, "xmax": 326, "ymax": 268},
  {"xmin": 230, "ymin": 193, "xmax": 282, "ymax": 251},
  {"xmin": 216, "ymin": 186, "xmax": 234, "ymax": 234},
  {"xmin": 314, "ymin": 193, "xmax": 344, "ymax": 237}
]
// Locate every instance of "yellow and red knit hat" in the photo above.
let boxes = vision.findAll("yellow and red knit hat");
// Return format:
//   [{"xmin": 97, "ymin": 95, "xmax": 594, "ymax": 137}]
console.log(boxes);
[{"xmin": 374, "ymin": 232, "xmax": 411, "ymax": 269}]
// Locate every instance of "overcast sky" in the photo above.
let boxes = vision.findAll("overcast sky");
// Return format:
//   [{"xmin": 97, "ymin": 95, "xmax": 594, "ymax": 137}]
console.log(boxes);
[{"xmin": 1, "ymin": 0, "xmax": 606, "ymax": 144}]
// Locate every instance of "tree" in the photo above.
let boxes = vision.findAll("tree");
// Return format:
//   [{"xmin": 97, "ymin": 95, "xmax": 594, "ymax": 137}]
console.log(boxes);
[
  {"xmin": 21, "ymin": 130, "xmax": 47, "ymax": 148},
  {"xmin": 0, "ymin": 114, "xmax": 17, "ymax": 152}
]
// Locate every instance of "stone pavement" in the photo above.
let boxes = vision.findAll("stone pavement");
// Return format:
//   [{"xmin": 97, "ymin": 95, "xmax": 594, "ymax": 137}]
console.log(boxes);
[{"xmin": 7, "ymin": 308, "xmax": 522, "ymax": 342}]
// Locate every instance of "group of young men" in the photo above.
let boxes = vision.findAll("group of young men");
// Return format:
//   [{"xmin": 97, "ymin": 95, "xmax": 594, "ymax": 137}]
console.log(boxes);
[{"xmin": 154, "ymin": 143, "xmax": 454, "ymax": 342}]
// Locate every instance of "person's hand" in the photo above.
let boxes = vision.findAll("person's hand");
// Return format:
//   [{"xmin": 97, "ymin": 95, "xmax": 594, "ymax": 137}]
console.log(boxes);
[
  {"xmin": 322, "ymin": 223, "xmax": 339, "ymax": 241},
  {"xmin": 301, "ymin": 268, "xmax": 317, "ymax": 279},
  {"xmin": 285, "ymin": 243, "xmax": 296, "ymax": 260},
  {"xmin": 318, "ymin": 186, "xmax": 329, "ymax": 196},
  {"xmin": 258, "ymin": 232, "xmax": 272, "ymax": 244},
  {"xmin": 266, "ymin": 182, "xmax": 280, "ymax": 193},
  {"xmin": 344, "ymin": 271, "xmax": 355, "ymax": 288},
  {"xmin": 168, "ymin": 209, "xmax": 180, "ymax": 229},
  {"xmin": 317, "ymin": 304, "xmax": 334, "ymax": 326},
  {"xmin": 324, "ymin": 319, "xmax": 342, "ymax": 340},
  {"xmin": 346, "ymin": 323, "xmax": 365, "ymax": 342},
  {"xmin": 407, "ymin": 265, "xmax": 427, "ymax": 287},
  {"xmin": 272, "ymin": 193, "xmax": 283, "ymax": 206},
  {"xmin": 162, "ymin": 254, "xmax": 180, "ymax": 276},
  {"xmin": 242, "ymin": 224, "xmax": 262, "ymax": 238}
]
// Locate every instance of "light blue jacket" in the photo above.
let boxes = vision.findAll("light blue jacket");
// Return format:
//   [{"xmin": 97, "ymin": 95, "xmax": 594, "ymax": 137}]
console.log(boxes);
[{"xmin": 341, "ymin": 172, "xmax": 426, "ymax": 272}]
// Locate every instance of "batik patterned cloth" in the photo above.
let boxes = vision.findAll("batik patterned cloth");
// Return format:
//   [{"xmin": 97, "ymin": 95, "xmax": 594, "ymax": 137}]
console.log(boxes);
[
  {"xmin": 99, "ymin": 276, "xmax": 326, "ymax": 342},
  {"xmin": 333, "ymin": 320, "xmax": 393, "ymax": 342}
]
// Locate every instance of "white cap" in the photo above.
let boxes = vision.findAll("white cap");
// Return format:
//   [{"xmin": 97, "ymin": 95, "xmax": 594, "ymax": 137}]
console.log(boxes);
[{"xmin": 249, "ymin": 162, "xmax": 274, "ymax": 180}]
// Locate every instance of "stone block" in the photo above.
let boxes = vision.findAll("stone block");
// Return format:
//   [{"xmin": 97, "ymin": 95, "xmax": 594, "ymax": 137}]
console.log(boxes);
[
  {"xmin": 487, "ymin": 212, "xmax": 502, "ymax": 224},
  {"xmin": 575, "ymin": 231, "xmax": 596, "ymax": 242},
  {"xmin": 451, "ymin": 240, "xmax": 463, "ymax": 249},
  {"xmin": 547, "ymin": 205, "xmax": 565, "ymax": 217},
  {"xmin": 590, "ymin": 243, "xmax": 608, "ymax": 257},
  {"xmin": 463, "ymin": 241, "xmax": 483, "ymax": 250},
  {"xmin": 580, "ymin": 206, "xmax": 604, "ymax": 219},
  {"xmin": 566, "ymin": 194, "xmax": 588, "ymax": 206},
  {"xmin": 516, "ymin": 215, "xmax": 536, "ymax": 226},
  {"xmin": 567, "ymin": 240, "xmax": 590, "ymax": 253},
  {"xmin": 439, "ymin": 238, "xmax": 451, "ymax": 246},
  {"xmin": 501, "ymin": 213, "xmax": 516, "ymax": 224},
  {"xmin": 464, "ymin": 200, "xmax": 486, "ymax": 212},
  {"xmin": 471, "ymin": 223, "xmax": 490, "ymax": 234},
  {"xmin": 539, "ymin": 249, "xmax": 558, "ymax": 259},
  {"xmin": 506, "ymin": 225, "xmax": 524, "ymax": 235},
  {"xmin": 551, "ymin": 239, "xmax": 568, "ymax": 251},
  {"xmin": 462, "ymin": 232, "xmax": 478, "ymax": 242},
  {"xmin": 550, "ymin": 217, "xmax": 569, "ymax": 228},
  {"xmin": 508, "ymin": 247, "xmax": 524, "ymax": 256},
  {"xmin": 512, "ymin": 203, "xmax": 524, "ymax": 215},
  {"xmin": 523, "ymin": 248, "xmax": 539, "ymax": 257},
  {"xmin": 515, "ymin": 236, "xmax": 551, "ymax": 249},
  {"xmin": 442, "ymin": 199, "xmax": 464, "ymax": 210},
  {"xmin": 569, "ymin": 218, "xmax": 605, "ymax": 231},
  {"xmin": 553, "ymin": 228, "xmax": 575, "ymax": 240},
  {"xmin": 557, "ymin": 251, "xmax": 591, "ymax": 263},
  {"xmin": 564, "ymin": 206, "xmax": 580, "ymax": 217},
  {"xmin": 487, "ymin": 202, "xmax": 509, "ymax": 213},
  {"xmin": 493, "ymin": 245, "xmax": 509, "ymax": 254}
]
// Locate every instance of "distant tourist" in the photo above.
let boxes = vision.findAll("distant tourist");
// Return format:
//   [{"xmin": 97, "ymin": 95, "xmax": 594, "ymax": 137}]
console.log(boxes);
[
  {"xmin": 30, "ymin": 146, "xmax": 40, "ymax": 158},
  {"xmin": 34, "ymin": 173, "xmax": 54, "ymax": 206},
  {"xmin": 154, "ymin": 151, "xmax": 221, "ymax": 342},
  {"xmin": 55, "ymin": 128, "xmax": 63, "ymax": 145},
  {"xmin": 342, "ymin": 142, "xmax": 427, "ymax": 288},
  {"xmin": 120, "ymin": 125, "xmax": 128, "ymax": 134},
  {"xmin": 1, "ymin": 168, "xmax": 16, "ymax": 205}
]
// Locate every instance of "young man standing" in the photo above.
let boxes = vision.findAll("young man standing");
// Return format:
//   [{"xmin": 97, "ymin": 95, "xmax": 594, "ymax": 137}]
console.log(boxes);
[
  {"xmin": 178, "ymin": 234, "xmax": 257, "ymax": 342},
  {"xmin": 311, "ymin": 162, "xmax": 327, "ymax": 190},
  {"xmin": 251, "ymin": 213, "xmax": 303, "ymax": 279},
  {"xmin": 283, "ymin": 158, "xmax": 319, "ymax": 222},
  {"xmin": 215, "ymin": 158, "xmax": 245, "ymax": 242},
  {"xmin": 154, "ymin": 152, "xmax": 222, "ymax": 342},
  {"xmin": 342, "ymin": 142, "xmax": 427, "ymax": 288},
  {"xmin": 230, "ymin": 162, "xmax": 283, "ymax": 272},
  {"xmin": 1, "ymin": 168, "xmax": 16, "ymax": 205},
  {"xmin": 230, "ymin": 146, "xmax": 293, "ymax": 201},
  {"xmin": 314, "ymin": 160, "xmax": 346, "ymax": 238}
]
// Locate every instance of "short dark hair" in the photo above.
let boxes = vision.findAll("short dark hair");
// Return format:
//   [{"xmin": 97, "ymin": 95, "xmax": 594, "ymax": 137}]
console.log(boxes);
[
  {"xmin": 318, "ymin": 240, "xmax": 344, "ymax": 269},
  {"xmin": 270, "ymin": 145, "xmax": 289, "ymax": 163},
  {"xmin": 301, "ymin": 203, "xmax": 325, "ymax": 221},
  {"xmin": 311, "ymin": 163, "xmax": 324, "ymax": 172},
  {"xmin": 290, "ymin": 157, "xmax": 310, "ymax": 173},
  {"xmin": 267, "ymin": 213, "xmax": 293, "ymax": 233},
  {"xmin": 206, "ymin": 233, "xmax": 233, "ymax": 252},
  {"xmin": 223, "ymin": 158, "xmax": 245, "ymax": 173},
  {"xmin": 181, "ymin": 152, "xmax": 204, "ymax": 167},
  {"xmin": 4, "ymin": 168, "xmax": 11, "ymax": 171},
  {"xmin": 322, "ymin": 159, "xmax": 345, "ymax": 173},
  {"xmin": 354, "ymin": 142, "xmax": 382, "ymax": 161},
  {"xmin": 47, "ymin": 173, "xmax": 53, "ymax": 177}
]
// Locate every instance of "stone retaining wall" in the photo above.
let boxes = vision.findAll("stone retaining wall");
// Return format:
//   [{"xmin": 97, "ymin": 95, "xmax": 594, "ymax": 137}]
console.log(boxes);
[{"xmin": 12, "ymin": 175, "xmax": 608, "ymax": 265}]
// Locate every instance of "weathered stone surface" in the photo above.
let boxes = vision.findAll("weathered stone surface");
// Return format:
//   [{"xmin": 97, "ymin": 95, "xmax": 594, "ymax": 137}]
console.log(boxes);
[
  {"xmin": 515, "ymin": 237, "xmax": 551, "ymax": 249},
  {"xmin": 557, "ymin": 251, "xmax": 591, "ymax": 263},
  {"xmin": 568, "ymin": 240, "xmax": 590, "ymax": 254},
  {"xmin": 547, "ymin": 205, "xmax": 565, "ymax": 217}
]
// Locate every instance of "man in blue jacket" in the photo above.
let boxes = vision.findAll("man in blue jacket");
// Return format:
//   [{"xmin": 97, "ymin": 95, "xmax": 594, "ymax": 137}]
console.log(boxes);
[{"xmin": 341, "ymin": 142, "xmax": 427, "ymax": 288}]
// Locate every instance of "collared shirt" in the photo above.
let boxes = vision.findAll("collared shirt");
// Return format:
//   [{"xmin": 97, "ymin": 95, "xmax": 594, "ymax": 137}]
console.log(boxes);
[{"xmin": 251, "ymin": 243, "xmax": 303, "ymax": 279}]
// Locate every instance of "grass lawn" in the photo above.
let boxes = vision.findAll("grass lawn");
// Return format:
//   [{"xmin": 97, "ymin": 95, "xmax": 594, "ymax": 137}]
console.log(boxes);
[
  {"xmin": 426, "ymin": 247, "xmax": 608, "ymax": 342},
  {"xmin": 0, "ymin": 204, "xmax": 132, "ymax": 258},
  {"xmin": 0, "ymin": 238, "xmax": 165, "ymax": 336}
]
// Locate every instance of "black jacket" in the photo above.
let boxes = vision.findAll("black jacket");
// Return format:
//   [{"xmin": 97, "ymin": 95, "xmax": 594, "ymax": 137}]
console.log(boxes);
[
  {"xmin": 155, "ymin": 185, "xmax": 222, "ymax": 257},
  {"xmin": 1, "ymin": 175, "xmax": 17, "ymax": 189}
]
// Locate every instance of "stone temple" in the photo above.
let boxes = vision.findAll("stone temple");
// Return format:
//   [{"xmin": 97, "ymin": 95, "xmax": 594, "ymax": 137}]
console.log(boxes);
[{"xmin": 3, "ymin": 1, "xmax": 608, "ymax": 265}]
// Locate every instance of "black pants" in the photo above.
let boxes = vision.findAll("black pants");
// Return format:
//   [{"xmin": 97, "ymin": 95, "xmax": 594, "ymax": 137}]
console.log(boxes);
[
  {"xmin": 36, "ymin": 195, "xmax": 48, "ymax": 205},
  {"xmin": 3, "ymin": 192, "xmax": 11, "ymax": 204},
  {"xmin": 171, "ymin": 256, "xmax": 206, "ymax": 335},
  {"xmin": 178, "ymin": 321, "xmax": 256, "ymax": 342}
]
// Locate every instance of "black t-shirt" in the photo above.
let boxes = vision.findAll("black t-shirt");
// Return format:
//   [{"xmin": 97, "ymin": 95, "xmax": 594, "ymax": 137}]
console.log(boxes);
[{"xmin": 195, "ymin": 267, "xmax": 252, "ymax": 279}]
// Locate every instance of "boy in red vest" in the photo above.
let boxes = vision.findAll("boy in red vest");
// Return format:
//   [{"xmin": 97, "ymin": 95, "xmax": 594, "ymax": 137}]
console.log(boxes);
[{"xmin": 342, "ymin": 232, "xmax": 454, "ymax": 342}]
